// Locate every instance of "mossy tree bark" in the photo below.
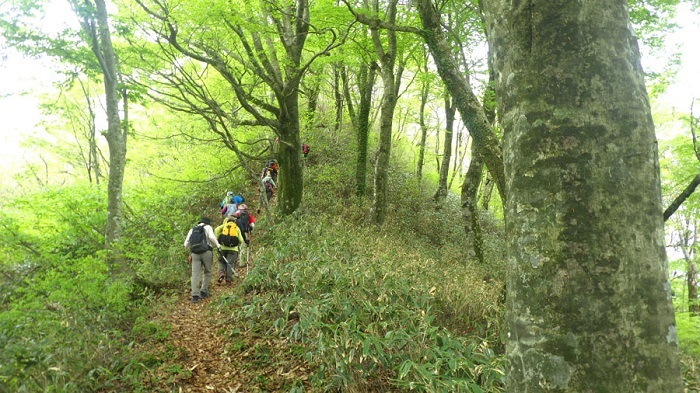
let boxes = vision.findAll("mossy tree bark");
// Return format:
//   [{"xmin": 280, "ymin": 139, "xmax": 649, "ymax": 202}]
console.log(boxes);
[
  {"xmin": 367, "ymin": 0, "xmax": 403, "ymax": 225},
  {"xmin": 343, "ymin": 63, "xmax": 378, "ymax": 197},
  {"xmin": 482, "ymin": 1, "xmax": 683, "ymax": 391}
]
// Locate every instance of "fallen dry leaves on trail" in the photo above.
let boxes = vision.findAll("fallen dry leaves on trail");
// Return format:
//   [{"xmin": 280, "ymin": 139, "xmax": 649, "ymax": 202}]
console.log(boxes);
[{"xmin": 134, "ymin": 266, "xmax": 313, "ymax": 393}]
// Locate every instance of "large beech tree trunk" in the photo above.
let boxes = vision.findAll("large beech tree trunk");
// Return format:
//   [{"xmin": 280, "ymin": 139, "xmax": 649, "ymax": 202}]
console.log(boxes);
[{"xmin": 482, "ymin": 1, "xmax": 683, "ymax": 391}]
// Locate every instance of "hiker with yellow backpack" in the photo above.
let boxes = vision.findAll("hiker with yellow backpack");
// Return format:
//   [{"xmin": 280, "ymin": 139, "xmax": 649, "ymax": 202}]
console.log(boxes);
[{"xmin": 214, "ymin": 212, "xmax": 244, "ymax": 285}]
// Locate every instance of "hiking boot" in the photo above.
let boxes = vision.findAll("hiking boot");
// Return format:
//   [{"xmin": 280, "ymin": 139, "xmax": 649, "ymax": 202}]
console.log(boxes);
[
  {"xmin": 217, "ymin": 271, "xmax": 226, "ymax": 284},
  {"xmin": 225, "ymin": 279, "xmax": 232, "ymax": 286},
  {"xmin": 191, "ymin": 295, "xmax": 200, "ymax": 303},
  {"xmin": 200, "ymin": 291, "xmax": 209, "ymax": 299}
]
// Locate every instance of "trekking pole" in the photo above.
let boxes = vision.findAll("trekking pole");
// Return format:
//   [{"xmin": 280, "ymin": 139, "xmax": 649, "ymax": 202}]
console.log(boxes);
[{"xmin": 220, "ymin": 254, "xmax": 240, "ymax": 277}]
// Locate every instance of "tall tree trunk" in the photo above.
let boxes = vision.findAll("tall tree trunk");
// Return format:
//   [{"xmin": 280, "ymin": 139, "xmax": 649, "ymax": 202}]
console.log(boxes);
[
  {"xmin": 306, "ymin": 76, "xmax": 321, "ymax": 121},
  {"xmin": 278, "ymin": 92, "xmax": 303, "ymax": 215},
  {"xmin": 461, "ymin": 141, "xmax": 484, "ymax": 263},
  {"xmin": 434, "ymin": 95, "xmax": 455, "ymax": 203},
  {"xmin": 689, "ymin": 259, "xmax": 699, "ymax": 315},
  {"xmin": 413, "ymin": 0, "xmax": 505, "ymax": 201},
  {"xmin": 350, "ymin": 63, "xmax": 377, "ymax": 197},
  {"xmin": 480, "ymin": 174, "xmax": 493, "ymax": 210},
  {"xmin": 371, "ymin": 65, "xmax": 400, "ymax": 224},
  {"xmin": 416, "ymin": 78, "xmax": 429, "ymax": 184},
  {"xmin": 84, "ymin": 0, "xmax": 126, "ymax": 265},
  {"xmin": 334, "ymin": 65, "xmax": 343, "ymax": 134},
  {"xmin": 482, "ymin": 2, "xmax": 682, "ymax": 391},
  {"xmin": 369, "ymin": 0, "xmax": 401, "ymax": 225},
  {"xmin": 681, "ymin": 242, "xmax": 699, "ymax": 316}
]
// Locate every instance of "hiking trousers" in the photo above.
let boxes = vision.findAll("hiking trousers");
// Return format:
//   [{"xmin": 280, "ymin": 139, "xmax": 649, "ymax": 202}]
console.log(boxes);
[
  {"xmin": 191, "ymin": 250, "xmax": 213, "ymax": 297},
  {"xmin": 218, "ymin": 249, "xmax": 239, "ymax": 280}
]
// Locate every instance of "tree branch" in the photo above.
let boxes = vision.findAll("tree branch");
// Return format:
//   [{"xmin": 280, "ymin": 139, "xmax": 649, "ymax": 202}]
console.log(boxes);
[{"xmin": 664, "ymin": 174, "xmax": 700, "ymax": 221}]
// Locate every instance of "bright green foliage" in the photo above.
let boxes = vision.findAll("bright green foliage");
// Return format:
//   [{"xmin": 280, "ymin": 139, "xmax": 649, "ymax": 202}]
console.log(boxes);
[
  {"xmin": 213, "ymin": 149, "xmax": 507, "ymax": 391},
  {"xmin": 0, "ymin": 185, "xmax": 131, "ymax": 391}
]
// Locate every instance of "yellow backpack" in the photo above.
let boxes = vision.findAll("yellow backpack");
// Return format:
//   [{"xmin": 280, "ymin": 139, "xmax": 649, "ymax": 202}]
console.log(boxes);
[{"xmin": 218, "ymin": 221, "xmax": 239, "ymax": 247}]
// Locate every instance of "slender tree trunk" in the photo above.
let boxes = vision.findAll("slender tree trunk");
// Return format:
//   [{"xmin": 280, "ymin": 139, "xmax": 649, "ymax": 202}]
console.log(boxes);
[
  {"xmin": 369, "ymin": 0, "xmax": 401, "ymax": 225},
  {"xmin": 434, "ymin": 95, "xmax": 455, "ymax": 203},
  {"xmin": 334, "ymin": 65, "xmax": 343, "ymax": 134},
  {"xmin": 461, "ymin": 141, "xmax": 484, "ymax": 263},
  {"xmin": 482, "ymin": 2, "xmax": 683, "ymax": 391},
  {"xmin": 306, "ymin": 77, "xmax": 321, "ymax": 121},
  {"xmin": 413, "ymin": 0, "xmax": 505, "ymax": 201},
  {"xmin": 353, "ymin": 63, "xmax": 376, "ymax": 197},
  {"xmin": 689, "ymin": 259, "xmax": 699, "ymax": 315},
  {"xmin": 371, "ymin": 67, "xmax": 399, "ymax": 224},
  {"xmin": 87, "ymin": 0, "xmax": 126, "ymax": 263},
  {"xmin": 416, "ymin": 78, "xmax": 429, "ymax": 184},
  {"xmin": 681, "ymin": 243, "xmax": 699, "ymax": 316},
  {"xmin": 480, "ymin": 174, "xmax": 493, "ymax": 210}
]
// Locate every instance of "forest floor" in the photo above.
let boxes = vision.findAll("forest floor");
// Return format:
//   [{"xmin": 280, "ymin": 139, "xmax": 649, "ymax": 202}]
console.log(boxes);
[{"xmin": 134, "ymin": 263, "xmax": 312, "ymax": 393}]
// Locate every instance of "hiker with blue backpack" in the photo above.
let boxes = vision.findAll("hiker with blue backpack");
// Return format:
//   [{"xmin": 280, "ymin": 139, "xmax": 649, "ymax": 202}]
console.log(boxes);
[
  {"xmin": 220, "ymin": 192, "xmax": 245, "ymax": 216},
  {"xmin": 184, "ymin": 217, "xmax": 221, "ymax": 303},
  {"xmin": 214, "ymin": 213, "xmax": 244, "ymax": 285},
  {"xmin": 219, "ymin": 191, "xmax": 233, "ymax": 211}
]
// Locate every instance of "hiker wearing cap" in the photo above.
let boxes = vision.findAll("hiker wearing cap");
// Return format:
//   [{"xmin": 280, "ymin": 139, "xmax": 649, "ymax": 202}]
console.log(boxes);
[
  {"xmin": 184, "ymin": 217, "xmax": 221, "ymax": 303},
  {"xmin": 235, "ymin": 204, "xmax": 255, "ymax": 266},
  {"xmin": 214, "ymin": 213, "xmax": 244, "ymax": 285}
]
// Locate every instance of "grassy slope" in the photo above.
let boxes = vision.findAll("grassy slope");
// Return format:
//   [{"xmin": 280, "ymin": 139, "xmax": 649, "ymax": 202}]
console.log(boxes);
[{"xmin": 127, "ymin": 128, "xmax": 509, "ymax": 392}]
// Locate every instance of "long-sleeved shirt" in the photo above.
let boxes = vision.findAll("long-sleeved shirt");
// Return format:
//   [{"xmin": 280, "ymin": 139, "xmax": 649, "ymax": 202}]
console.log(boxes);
[
  {"xmin": 184, "ymin": 223, "xmax": 220, "ymax": 251},
  {"xmin": 214, "ymin": 218, "xmax": 245, "ymax": 251}
]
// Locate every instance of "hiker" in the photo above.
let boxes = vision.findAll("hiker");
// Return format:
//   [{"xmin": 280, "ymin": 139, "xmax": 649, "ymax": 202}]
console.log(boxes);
[
  {"xmin": 262, "ymin": 173, "xmax": 276, "ymax": 201},
  {"xmin": 220, "ymin": 193, "xmax": 245, "ymax": 216},
  {"xmin": 214, "ymin": 213, "xmax": 244, "ymax": 285},
  {"xmin": 265, "ymin": 159, "xmax": 278, "ymax": 183},
  {"xmin": 301, "ymin": 143, "xmax": 310, "ymax": 158},
  {"xmin": 184, "ymin": 217, "xmax": 221, "ymax": 303},
  {"xmin": 261, "ymin": 160, "xmax": 278, "ymax": 181},
  {"xmin": 235, "ymin": 204, "xmax": 256, "ymax": 267},
  {"xmin": 219, "ymin": 191, "xmax": 233, "ymax": 210},
  {"xmin": 221, "ymin": 197, "xmax": 237, "ymax": 216}
]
